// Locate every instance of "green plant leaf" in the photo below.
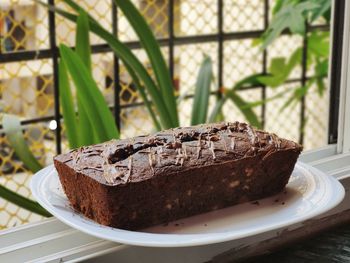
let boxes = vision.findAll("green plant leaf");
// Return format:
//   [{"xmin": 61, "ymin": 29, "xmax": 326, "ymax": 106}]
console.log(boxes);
[
  {"xmin": 76, "ymin": 11, "xmax": 92, "ymax": 71},
  {"xmin": 75, "ymin": 11, "xmax": 97, "ymax": 146},
  {"xmin": 261, "ymin": 2, "xmax": 319, "ymax": 49},
  {"xmin": 0, "ymin": 184, "xmax": 51, "ymax": 217},
  {"xmin": 322, "ymin": 8, "xmax": 331, "ymax": 22},
  {"xmin": 36, "ymin": 0, "xmax": 175, "ymax": 129},
  {"xmin": 280, "ymin": 82, "xmax": 312, "ymax": 113},
  {"xmin": 58, "ymin": 61, "xmax": 79, "ymax": 148},
  {"xmin": 239, "ymin": 89, "xmax": 287, "ymax": 110},
  {"xmin": 272, "ymin": 0, "xmax": 289, "ymax": 15},
  {"xmin": 308, "ymin": 31, "xmax": 329, "ymax": 58},
  {"xmin": 1, "ymin": 114, "xmax": 50, "ymax": 216},
  {"xmin": 258, "ymin": 48, "xmax": 302, "ymax": 87},
  {"xmin": 225, "ymin": 91, "xmax": 262, "ymax": 129},
  {"xmin": 208, "ymin": 97, "xmax": 226, "ymax": 123},
  {"xmin": 191, "ymin": 56, "xmax": 213, "ymax": 125},
  {"xmin": 309, "ymin": 0, "xmax": 331, "ymax": 22},
  {"xmin": 314, "ymin": 59, "xmax": 328, "ymax": 96},
  {"xmin": 59, "ymin": 44, "xmax": 120, "ymax": 141},
  {"xmin": 124, "ymin": 63, "xmax": 162, "ymax": 131},
  {"xmin": 233, "ymin": 73, "xmax": 266, "ymax": 90},
  {"xmin": 113, "ymin": 0, "xmax": 178, "ymax": 126},
  {"xmin": 208, "ymin": 74, "xmax": 269, "ymax": 124},
  {"xmin": 2, "ymin": 114, "xmax": 43, "ymax": 173}
]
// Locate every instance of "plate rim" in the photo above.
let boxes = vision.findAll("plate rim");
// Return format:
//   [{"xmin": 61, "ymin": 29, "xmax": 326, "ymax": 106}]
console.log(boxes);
[{"xmin": 30, "ymin": 162, "xmax": 345, "ymax": 247}]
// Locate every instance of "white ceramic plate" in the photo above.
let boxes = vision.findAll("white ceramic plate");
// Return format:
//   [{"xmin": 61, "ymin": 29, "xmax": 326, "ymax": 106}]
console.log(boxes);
[{"xmin": 31, "ymin": 162, "xmax": 344, "ymax": 247}]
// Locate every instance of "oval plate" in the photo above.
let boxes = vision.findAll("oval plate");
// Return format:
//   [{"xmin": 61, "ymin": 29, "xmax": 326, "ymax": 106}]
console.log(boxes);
[{"xmin": 31, "ymin": 162, "xmax": 344, "ymax": 247}]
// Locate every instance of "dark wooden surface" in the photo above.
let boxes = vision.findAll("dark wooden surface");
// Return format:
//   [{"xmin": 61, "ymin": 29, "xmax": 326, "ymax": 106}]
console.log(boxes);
[{"xmin": 249, "ymin": 223, "xmax": 350, "ymax": 262}]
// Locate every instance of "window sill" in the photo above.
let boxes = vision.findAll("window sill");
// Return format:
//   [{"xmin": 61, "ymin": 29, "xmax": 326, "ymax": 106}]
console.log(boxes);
[{"xmin": 1, "ymin": 144, "xmax": 349, "ymax": 263}]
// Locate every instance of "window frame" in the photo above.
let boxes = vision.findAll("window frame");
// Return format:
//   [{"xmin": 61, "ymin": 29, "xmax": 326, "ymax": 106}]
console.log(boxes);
[{"xmin": 336, "ymin": 0, "xmax": 350, "ymax": 154}]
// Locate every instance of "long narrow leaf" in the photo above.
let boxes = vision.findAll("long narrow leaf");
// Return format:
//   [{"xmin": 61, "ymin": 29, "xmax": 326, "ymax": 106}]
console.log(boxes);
[
  {"xmin": 124, "ymin": 63, "xmax": 162, "ymax": 130},
  {"xmin": 61, "ymin": 0, "xmax": 100, "ymax": 25},
  {"xmin": 113, "ymin": 0, "xmax": 178, "ymax": 126},
  {"xmin": 60, "ymin": 45, "xmax": 120, "ymax": 141},
  {"xmin": 58, "ymin": 61, "xmax": 79, "ymax": 148},
  {"xmin": 239, "ymin": 89, "xmax": 287, "ymax": 110},
  {"xmin": 75, "ymin": 11, "xmax": 97, "ymax": 146},
  {"xmin": 208, "ymin": 97, "xmax": 226, "ymax": 123},
  {"xmin": 233, "ymin": 73, "xmax": 265, "ymax": 90},
  {"xmin": 2, "ymin": 114, "xmax": 43, "ymax": 173},
  {"xmin": 280, "ymin": 81, "xmax": 312, "ymax": 113},
  {"xmin": 226, "ymin": 91, "xmax": 262, "ymax": 129},
  {"xmin": 2, "ymin": 114, "xmax": 50, "ymax": 216},
  {"xmin": 191, "ymin": 56, "xmax": 213, "ymax": 125},
  {"xmin": 76, "ymin": 11, "xmax": 92, "ymax": 71},
  {"xmin": 36, "ymin": 0, "xmax": 174, "ymax": 129},
  {"xmin": 0, "ymin": 185, "xmax": 51, "ymax": 217}
]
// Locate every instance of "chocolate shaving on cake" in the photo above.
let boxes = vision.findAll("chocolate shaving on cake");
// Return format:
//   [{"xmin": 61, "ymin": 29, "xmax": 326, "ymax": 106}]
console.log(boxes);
[
  {"xmin": 102, "ymin": 162, "xmax": 124, "ymax": 184},
  {"xmin": 81, "ymin": 146, "xmax": 103, "ymax": 155},
  {"xmin": 71, "ymin": 151, "xmax": 80, "ymax": 166},
  {"xmin": 175, "ymin": 147, "xmax": 188, "ymax": 166},
  {"xmin": 237, "ymin": 122, "xmax": 247, "ymax": 132},
  {"xmin": 125, "ymin": 156, "xmax": 133, "ymax": 183},
  {"xmin": 209, "ymin": 134, "xmax": 220, "ymax": 142},
  {"xmin": 223, "ymin": 137, "xmax": 229, "ymax": 153},
  {"xmin": 82, "ymin": 167, "xmax": 104, "ymax": 172},
  {"xmin": 230, "ymin": 136, "xmax": 235, "ymax": 151},
  {"xmin": 114, "ymin": 164, "xmax": 128, "ymax": 168},
  {"xmin": 100, "ymin": 142, "xmax": 116, "ymax": 163},
  {"xmin": 183, "ymin": 145, "xmax": 188, "ymax": 159},
  {"xmin": 268, "ymin": 133, "xmax": 281, "ymax": 149},
  {"xmin": 209, "ymin": 141, "xmax": 216, "ymax": 160},
  {"xmin": 196, "ymin": 134, "xmax": 202, "ymax": 159},
  {"xmin": 180, "ymin": 157, "xmax": 184, "ymax": 166},
  {"xmin": 63, "ymin": 158, "xmax": 72, "ymax": 164},
  {"xmin": 138, "ymin": 150, "xmax": 151, "ymax": 154},
  {"xmin": 82, "ymin": 152, "xmax": 101, "ymax": 158},
  {"xmin": 175, "ymin": 148, "xmax": 180, "ymax": 165},
  {"xmin": 157, "ymin": 147, "xmax": 170, "ymax": 159},
  {"xmin": 148, "ymin": 149, "xmax": 156, "ymax": 174},
  {"xmin": 246, "ymin": 125, "xmax": 259, "ymax": 146},
  {"xmin": 273, "ymin": 134, "xmax": 281, "ymax": 149}
]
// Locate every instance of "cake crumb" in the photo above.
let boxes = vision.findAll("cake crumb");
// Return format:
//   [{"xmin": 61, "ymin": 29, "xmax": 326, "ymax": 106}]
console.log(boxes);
[
  {"xmin": 175, "ymin": 223, "xmax": 180, "ymax": 227},
  {"xmin": 274, "ymin": 199, "xmax": 279, "ymax": 203},
  {"xmin": 282, "ymin": 202, "xmax": 285, "ymax": 205},
  {"xmin": 245, "ymin": 167, "xmax": 254, "ymax": 177},
  {"xmin": 229, "ymin": 180, "xmax": 239, "ymax": 188},
  {"xmin": 204, "ymin": 224, "xmax": 207, "ymax": 227},
  {"xmin": 251, "ymin": 201, "xmax": 260, "ymax": 205}
]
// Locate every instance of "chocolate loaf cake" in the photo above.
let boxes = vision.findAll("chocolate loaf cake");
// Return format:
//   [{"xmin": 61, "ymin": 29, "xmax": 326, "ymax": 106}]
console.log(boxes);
[{"xmin": 54, "ymin": 122, "xmax": 302, "ymax": 230}]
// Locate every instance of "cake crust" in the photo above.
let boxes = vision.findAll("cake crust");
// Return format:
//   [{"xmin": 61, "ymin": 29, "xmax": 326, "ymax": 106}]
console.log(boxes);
[{"xmin": 54, "ymin": 122, "xmax": 302, "ymax": 230}]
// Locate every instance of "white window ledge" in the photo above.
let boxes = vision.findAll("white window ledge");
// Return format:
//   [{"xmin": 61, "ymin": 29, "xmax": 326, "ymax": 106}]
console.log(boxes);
[{"xmin": 1, "ymin": 144, "xmax": 350, "ymax": 263}]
